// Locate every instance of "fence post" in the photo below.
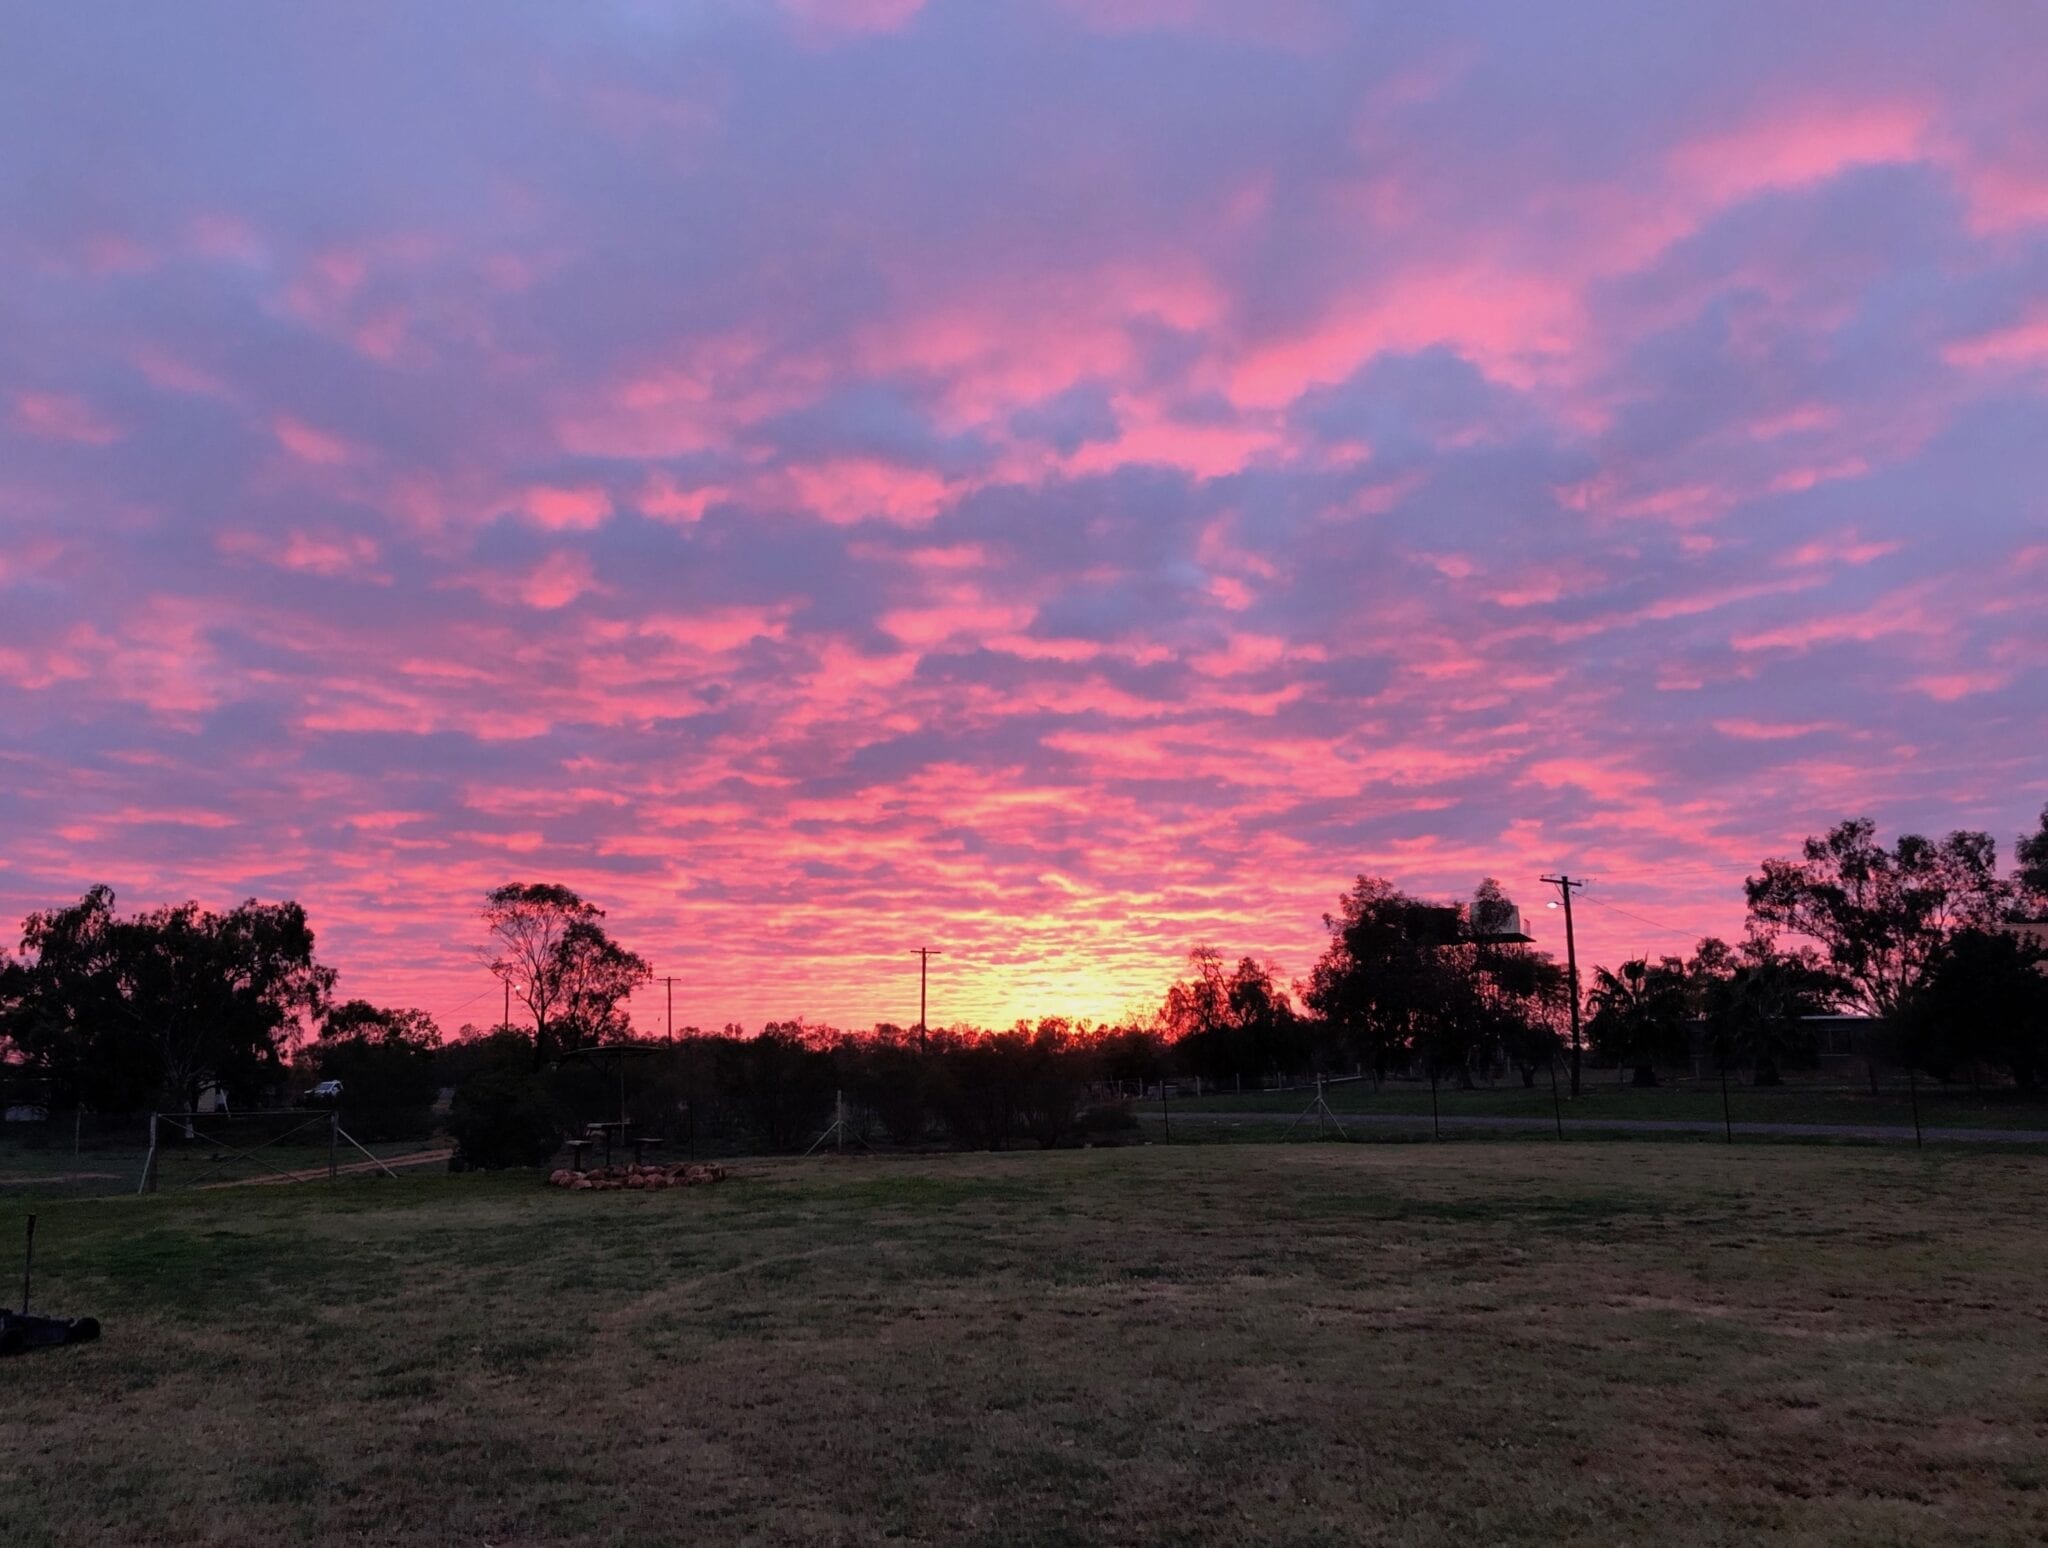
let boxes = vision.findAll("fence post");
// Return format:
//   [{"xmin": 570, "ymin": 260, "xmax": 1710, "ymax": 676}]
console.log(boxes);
[
  {"xmin": 1720, "ymin": 1062, "xmax": 1732, "ymax": 1145},
  {"xmin": 330, "ymin": 1110, "xmax": 339, "ymax": 1181},
  {"xmin": 1908, "ymin": 1065, "xmax": 1923, "ymax": 1150},
  {"xmin": 1160, "ymin": 1081, "xmax": 1169, "ymax": 1143},
  {"xmin": 1548, "ymin": 1052, "xmax": 1564, "ymax": 1140},
  {"xmin": 139, "ymin": 1111, "xmax": 159, "ymax": 1195}
]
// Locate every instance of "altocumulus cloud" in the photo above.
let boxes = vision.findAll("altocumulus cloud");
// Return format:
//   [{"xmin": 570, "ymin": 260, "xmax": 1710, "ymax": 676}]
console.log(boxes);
[{"xmin": 1, "ymin": 0, "xmax": 2044, "ymax": 1028}]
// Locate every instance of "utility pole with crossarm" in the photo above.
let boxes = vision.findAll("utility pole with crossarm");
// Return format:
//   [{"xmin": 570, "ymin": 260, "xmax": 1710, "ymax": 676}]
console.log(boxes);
[
  {"xmin": 1541, "ymin": 875, "xmax": 1588, "ymax": 1097},
  {"xmin": 914, "ymin": 947, "xmax": 943, "ymax": 1046}
]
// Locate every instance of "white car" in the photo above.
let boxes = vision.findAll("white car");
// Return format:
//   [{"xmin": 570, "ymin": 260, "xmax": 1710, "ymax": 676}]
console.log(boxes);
[{"xmin": 303, "ymin": 1079, "xmax": 344, "ymax": 1105}]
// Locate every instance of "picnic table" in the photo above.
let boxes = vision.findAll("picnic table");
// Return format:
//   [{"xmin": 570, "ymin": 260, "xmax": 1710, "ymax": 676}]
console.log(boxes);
[{"xmin": 568, "ymin": 1122, "xmax": 660, "ymax": 1171}]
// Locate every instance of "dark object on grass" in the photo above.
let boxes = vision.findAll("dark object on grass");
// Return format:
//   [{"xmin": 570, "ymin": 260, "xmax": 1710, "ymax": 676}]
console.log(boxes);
[
  {"xmin": 5, "ymin": 1213, "xmax": 102, "ymax": 1356},
  {"xmin": 1, "ymin": 1309, "xmax": 101, "ymax": 1356}
]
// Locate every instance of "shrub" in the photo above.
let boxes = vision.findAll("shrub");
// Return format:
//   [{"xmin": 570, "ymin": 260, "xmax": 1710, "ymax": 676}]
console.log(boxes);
[
  {"xmin": 1076, "ymin": 1103, "xmax": 1138, "ymax": 1137},
  {"xmin": 447, "ymin": 1065, "xmax": 562, "ymax": 1169}
]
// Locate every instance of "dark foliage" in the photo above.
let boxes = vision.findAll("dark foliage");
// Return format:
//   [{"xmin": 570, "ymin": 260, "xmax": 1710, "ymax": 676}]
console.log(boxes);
[
  {"xmin": 1744, "ymin": 819, "xmax": 2008, "ymax": 1018},
  {"xmin": 446, "ymin": 1034, "xmax": 563, "ymax": 1168},
  {"xmin": 0, "ymin": 886, "xmax": 333, "ymax": 1113},
  {"xmin": 1904, "ymin": 928, "xmax": 2048, "ymax": 1089},
  {"xmin": 1586, "ymin": 957, "xmax": 1693, "ymax": 1086},
  {"xmin": 720, "ymin": 1026, "xmax": 837, "ymax": 1152},
  {"xmin": 307, "ymin": 1000, "xmax": 440, "ymax": 1139}
]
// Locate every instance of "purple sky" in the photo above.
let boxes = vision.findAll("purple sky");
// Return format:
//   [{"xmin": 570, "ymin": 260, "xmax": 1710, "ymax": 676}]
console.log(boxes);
[{"xmin": 2, "ymin": 1, "xmax": 2044, "ymax": 1033}]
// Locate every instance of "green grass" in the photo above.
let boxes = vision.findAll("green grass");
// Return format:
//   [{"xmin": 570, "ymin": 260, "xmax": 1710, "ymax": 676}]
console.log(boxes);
[
  {"xmin": 1164, "ymin": 1077, "xmax": 2048, "ymax": 1130},
  {"xmin": 4, "ymin": 1144, "xmax": 2046, "ymax": 1545}
]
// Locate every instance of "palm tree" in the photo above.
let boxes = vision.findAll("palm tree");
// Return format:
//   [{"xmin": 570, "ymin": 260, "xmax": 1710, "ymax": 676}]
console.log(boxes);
[
  {"xmin": 1586, "ymin": 957, "xmax": 1690, "ymax": 1086},
  {"xmin": 1700, "ymin": 955, "xmax": 1824, "ymax": 1086}
]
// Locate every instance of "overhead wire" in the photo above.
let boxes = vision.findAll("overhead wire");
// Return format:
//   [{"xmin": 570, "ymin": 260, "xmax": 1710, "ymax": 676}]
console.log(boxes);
[{"xmin": 1578, "ymin": 893, "xmax": 1713, "ymax": 941}]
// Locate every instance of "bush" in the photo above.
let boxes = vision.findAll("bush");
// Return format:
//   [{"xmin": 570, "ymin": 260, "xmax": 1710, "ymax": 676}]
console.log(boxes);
[
  {"xmin": 1076, "ymin": 1102, "xmax": 1138, "ymax": 1137},
  {"xmin": 447, "ymin": 1065, "xmax": 562, "ymax": 1169}
]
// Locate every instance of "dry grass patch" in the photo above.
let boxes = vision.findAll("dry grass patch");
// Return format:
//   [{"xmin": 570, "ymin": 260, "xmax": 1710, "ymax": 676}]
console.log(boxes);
[{"xmin": 4, "ymin": 1144, "xmax": 2045, "ymax": 1546}]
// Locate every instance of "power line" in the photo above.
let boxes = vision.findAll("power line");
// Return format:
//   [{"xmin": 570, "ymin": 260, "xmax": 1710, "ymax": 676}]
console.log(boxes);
[{"xmin": 1579, "ymin": 895, "xmax": 1708, "ymax": 940}]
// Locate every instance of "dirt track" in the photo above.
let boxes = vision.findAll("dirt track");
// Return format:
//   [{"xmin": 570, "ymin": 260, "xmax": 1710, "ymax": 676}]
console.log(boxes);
[{"xmin": 201, "ymin": 1148, "xmax": 454, "ymax": 1188}]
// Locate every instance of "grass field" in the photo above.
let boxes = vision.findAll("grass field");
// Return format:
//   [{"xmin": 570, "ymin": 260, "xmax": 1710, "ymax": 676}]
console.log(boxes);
[{"xmin": 5, "ymin": 1144, "xmax": 2046, "ymax": 1546}]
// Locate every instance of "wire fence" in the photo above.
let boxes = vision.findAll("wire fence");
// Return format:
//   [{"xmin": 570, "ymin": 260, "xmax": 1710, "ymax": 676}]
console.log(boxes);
[{"xmin": 5, "ymin": 1061, "xmax": 2045, "ymax": 1203}]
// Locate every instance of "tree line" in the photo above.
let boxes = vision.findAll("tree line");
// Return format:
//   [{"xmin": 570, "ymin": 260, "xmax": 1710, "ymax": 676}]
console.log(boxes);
[{"xmin": 2, "ymin": 809, "xmax": 2044, "ymax": 1163}]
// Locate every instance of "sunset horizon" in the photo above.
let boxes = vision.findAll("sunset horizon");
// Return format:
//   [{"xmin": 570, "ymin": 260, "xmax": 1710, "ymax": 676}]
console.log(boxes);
[{"xmin": 8, "ymin": 9, "xmax": 2048, "ymax": 1542}]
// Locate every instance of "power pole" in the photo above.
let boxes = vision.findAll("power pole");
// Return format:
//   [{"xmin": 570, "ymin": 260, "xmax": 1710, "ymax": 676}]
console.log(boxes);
[
  {"xmin": 914, "ymin": 947, "xmax": 943, "ymax": 1045},
  {"xmin": 662, "ymin": 975, "xmax": 676, "ymax": 1045},
  {"xmin": 1541, "ymin": 875, "xmax": 1587, "ymax": 1097},
  {"xmin": 502, "ymin": 976, "xmax": 511, "ymax": 1034}
]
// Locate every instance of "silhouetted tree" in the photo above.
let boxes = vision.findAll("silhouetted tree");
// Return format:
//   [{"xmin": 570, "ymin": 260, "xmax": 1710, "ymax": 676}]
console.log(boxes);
[
  {"xmin": 1094, "ymin": 1023, "xmax": 1167, "ymax": 1090},
  {"xmin": 720, "ymin": 1024, "xmax": 835, "ymax": 1151},
  {"xmin": 1306, "ymin": 877, "xmax": 1461, "ymax": 1082},
  {"xmin": 1163, "ymin": 948, "xmax": 1304, "ymax": 1084},
  {"xmin": 308, "ymin": 1000, "xmax": 440, "ymax": 1138},
  {"xmin": 1474, "ymin": 940, "xmax": 1568, "ymax": 1087},
  {"xmin": 481, "ymin": 883, "xmax": 650, "ymax": 1064},
  {"xmin": 844, "ymin": 1027, "xmax": 935, "ymax": 1146},
  {"xmin": 1744, "ymin": 819, "xmax": 2008, "ymax": 1020},
  {"xmin": 2, "ymin": 886, "xmax": 334, "ymax": 1112},
  {"xmin": 1586, "ymin": 957, "xmax": 1691, "ymax": 1086},
  {"xmin": 1695, "ymin": 940, "xmax": 1830, "ymax": 1086},
  {"xmin": 553, "ymin": 918, "xmax": 653, "ymax": 1050},
  {"xmin": 2018, "ymin": 805, "xmax": 2048, "ymax": 913},
  {"xmin": 447, "ymin": 1029, "xmax": 562, "ymax": 1169},
  {"xmin": 1903, "ymin": 928, "xmax": 2048, "ymax": 1089},
  {"xmin": 1009, "ymin": 1020, "xmax": 1092, "ymax": 1148}
]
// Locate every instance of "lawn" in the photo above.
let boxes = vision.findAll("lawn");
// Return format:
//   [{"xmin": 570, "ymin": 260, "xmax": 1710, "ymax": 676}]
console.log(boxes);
[{"xmin": 5, "ymin": 1144, "xmax": 2046, "ymax": 1546}]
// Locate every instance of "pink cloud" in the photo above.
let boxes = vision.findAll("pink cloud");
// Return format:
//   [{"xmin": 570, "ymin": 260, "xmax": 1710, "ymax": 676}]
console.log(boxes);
[
  {"xmin": 186, "ymin": 212, "xmax": 265, "ymax": 264},
  {"xmin": 217, "ymin": 528, "xmax": 385, "ymax": 579},
  {"xmin": 1945, "ymin": 307, "xmax": 2048, "ymax": 368},
  {"xmin": 1668, "ymin": 101, "xmax": 1930, "ymax": 207},
  {"xmin": 273, "ymin": 415, "xmax": 360, "ymax": 465},
  {"xmin": 522, "ymin": 484, "xmax": 614, "ymax": 530},
  {"xmin": 11, "ymin": 391, "xmax": 122, "ymax": 445},
  {"xmin": 133, "ymin": 347, "xmax": 233, "ymax": 399},
  {"xmin": 1907, "ymin": 670, "xmax": 2011, "ymax": 701},
  {"xmin": 1955, "ymin": 163, "xmax": 2048, "ymax": 236},
  {"xmin": 1778, "ymin": 532, "xmax": 1903, "ymax": 569},
  {"xmin": 777, "ymin": 0, "xmax": 927, "ymax": 36},
  {"xmin": 1712, "ymin": 718, "xmax": 1840, "ymax": 742},
  {"xmin": 636, "ymin": 472, "xmax": 726, "ymax": 524},
  {"xmin": 787, "ymin": 456, "xmax": 957, "ymax": 526},
  {"xmin": 467, "ymin": 551, "xmax": 602, "ymax": 611},
  {"xmin": 1228, "ymin": 265, "xmax": 1581, "ymax": 407}
]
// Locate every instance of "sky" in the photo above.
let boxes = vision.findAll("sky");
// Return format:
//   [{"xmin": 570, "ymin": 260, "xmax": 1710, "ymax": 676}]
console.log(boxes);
[{"xmin": 2, "ymin": 0, "xmax": 2045, "ymax": 1037}]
